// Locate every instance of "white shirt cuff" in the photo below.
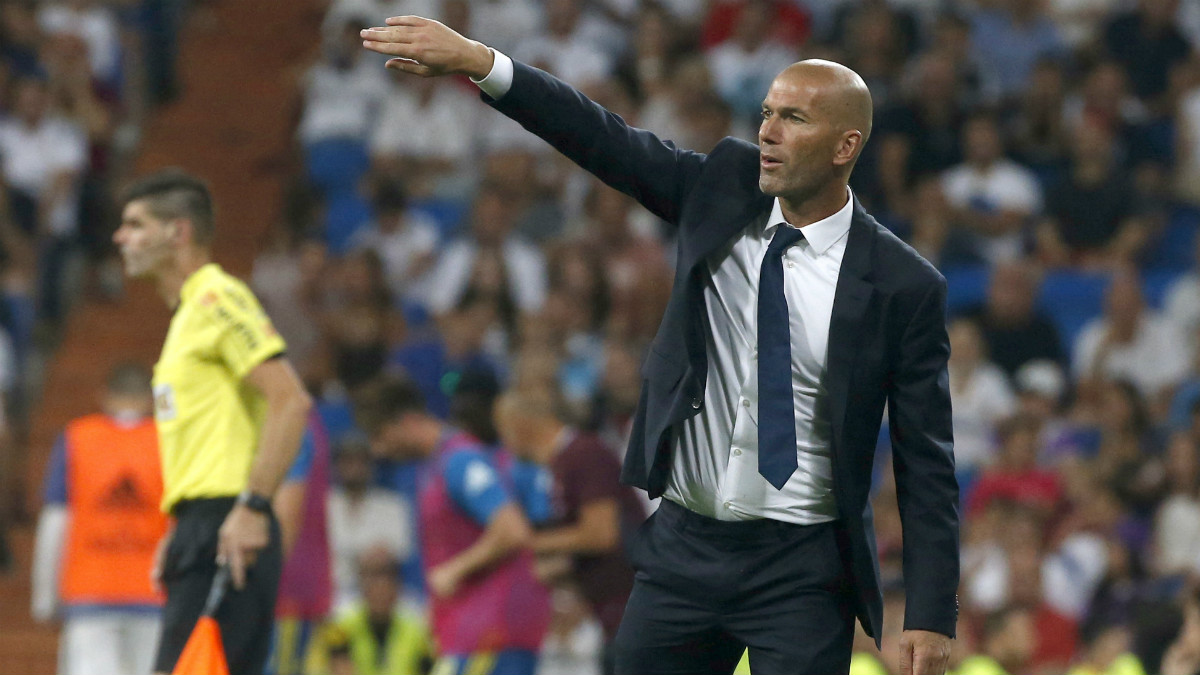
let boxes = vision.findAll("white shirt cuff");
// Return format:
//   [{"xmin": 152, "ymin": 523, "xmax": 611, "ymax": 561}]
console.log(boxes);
[{"xmin": 471, "ymin": 48, "xmax": 514, "ymax": 100}]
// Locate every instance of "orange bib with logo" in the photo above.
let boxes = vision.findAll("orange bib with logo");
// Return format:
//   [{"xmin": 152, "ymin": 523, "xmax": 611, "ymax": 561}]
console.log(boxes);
[{"xmin": 60, "ymin": 414, "xmax": 168, "ymax": 605}]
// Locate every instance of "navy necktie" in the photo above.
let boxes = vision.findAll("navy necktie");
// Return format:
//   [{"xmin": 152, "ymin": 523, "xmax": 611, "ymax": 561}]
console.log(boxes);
[{"xmin": 757, "ymin": 225, "xmax": 805, "ymax": 489}]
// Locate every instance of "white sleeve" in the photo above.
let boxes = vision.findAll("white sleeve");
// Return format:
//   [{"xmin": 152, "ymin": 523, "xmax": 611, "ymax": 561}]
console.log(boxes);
[
  {"xmin": 1151, "ymin": 321, "xmax": 1192, "ymax": 390},
  {"xmin": 411, "ymin": 218, "xmax": 439, "ymax": 254},
  {"xmin": 390, "ymin": 495, "xmax": 413, "ymax": 561},
  {"xmin": 425, "ymin": 244, "xmax": 474, "ymax": 314},
  {"xmin": 508, "ymin": 244, "xmax": 547, "ymax": 312},
  {"xmin": 471, "ymin": 49, "xmax": 514, "ymax": 100},
  {"xmin": 53, "ymin": 122, "xmax": 88, "ymax": 173},
  {"xmin": 31, "ymin": 506, "xmax": 67, "ymax": 622},
  {"xmin": 1072, "ymin": 321, "xmax": 1102, "ymax": 378},
  {"xmin": 369, "ymin": 93, "xmax": 409, "ymax": 157}
]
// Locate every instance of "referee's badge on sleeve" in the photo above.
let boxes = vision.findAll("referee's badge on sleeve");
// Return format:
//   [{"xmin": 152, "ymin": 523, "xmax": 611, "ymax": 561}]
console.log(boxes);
[{"xmin": 154, "ymin": 383, "xmax": 177, "ymax": 421}]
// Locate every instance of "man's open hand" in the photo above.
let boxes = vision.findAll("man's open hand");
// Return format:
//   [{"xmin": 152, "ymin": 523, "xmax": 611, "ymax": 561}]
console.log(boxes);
[
  {"xmin": 899, "ymin": 630, "xmax": 952, "ymax": 675},
  {"xmin": 361, "ymin": 16, "xmax": 494, "ymax": 79}
]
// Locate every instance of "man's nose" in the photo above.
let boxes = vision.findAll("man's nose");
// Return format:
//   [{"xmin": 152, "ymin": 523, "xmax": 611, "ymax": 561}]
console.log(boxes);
[{"xmin": 759, "ymin": 119, "xmax": 778, "ymax": 144}]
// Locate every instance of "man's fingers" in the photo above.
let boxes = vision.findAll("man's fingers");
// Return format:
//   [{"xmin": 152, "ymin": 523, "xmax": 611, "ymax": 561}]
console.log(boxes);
[
  {"xmin": 360, "ymin": 27, "xmax": 416, "ymax": 45},
  {"xmin": 912, "ymin": 645, "xmax": 947, "ymax": 675},
  {"xmin": 228, "ymin": 548, "xmax": 246, "ymax": 590},
  {"xmin": 386, "ymin": 59, "xmax": 432, "ymax": 76},
  {"xmin": 911, "ymin": 651, "xmax": 928, "ymax": 675},
  {"xmin": 362, "ymin": 41, "xmax": 409, "ymax": 58},
  {"xmin": 362, "ymin": 40, "xmax": 423, "ymax": 60},
  {"xmin": 385, "ymin": 15, "xmax": 427, "ymax": 26},
  {"xmin": 898, "ymin": 642, "xmax": 914, "ymax": 675}
]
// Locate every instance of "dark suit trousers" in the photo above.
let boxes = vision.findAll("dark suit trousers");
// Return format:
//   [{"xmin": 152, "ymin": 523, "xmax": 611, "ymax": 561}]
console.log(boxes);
[{"xmin": 614, "ymin": 500, "xmax": 855, "ymax": 675}]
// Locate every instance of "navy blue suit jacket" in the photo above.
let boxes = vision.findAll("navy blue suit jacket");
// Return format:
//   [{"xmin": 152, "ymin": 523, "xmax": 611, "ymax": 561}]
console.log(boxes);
[{"xmin": 485, "ymin": 62, "xmax": 959, "ymax": 642}]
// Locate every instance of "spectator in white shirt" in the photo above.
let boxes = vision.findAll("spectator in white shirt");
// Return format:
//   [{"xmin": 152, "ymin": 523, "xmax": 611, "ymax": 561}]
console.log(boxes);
[
  {"xmin": 327, "ymin": 435, "xmax": 414, "ymax": 610},
  {"xmin": 513, "ymin": 0, "xmax": 613, "ymax": 89},
  {"xmin": 1074, "ymin": 268, "xmax": 1190, "ymax": 403},
  {"xmin": 369, "ymin": 74, "xmax": 479, "ymax": 198},
  {"xmin": 349, "ymin": 179, "xmax": 440, "ymax": 305},
  {"xmin": 1048, "ymin": 0, "xmax": 1121, "ymax": 50},
  {"xmin": 297, "ymin": 18, "xmax": 387, "ymax": 147},
  {"xmin": 468, "ymin": 0, "xmax": 540, "ymax": 56},
  {"xmin": 36, "ymin": 0, "xmax": 120, "ymax": 88},
  {"xmin": 949, "ymin": 317, "xmax": 1017, "ymax": 474},
  {"xmin": 0, "ymin": 78, "xmax": 88, "ymax": 238},
  {"xmin": 942, "ymin": 113, "xmax": 1043, "ymax": 263},
  {"xmin": 0, "ymin": 77, "xmax": 88, "ymax": 325},
  {"xmin": 1153, "ymin": 432, "xmax": 1200, "ymax": 577},
  {"xmin": 323, "ymin": 0, "xmax": 444, "ymax": 37},
  {"xmin": 425, "ymin": 182, "xmax": 547, "ymax": 318}
]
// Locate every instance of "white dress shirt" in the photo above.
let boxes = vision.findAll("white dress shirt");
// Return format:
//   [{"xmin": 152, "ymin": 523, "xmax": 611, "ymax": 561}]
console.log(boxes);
[
  {"xmin": 473, "ymin": 51, "xmax": 849, "ymax": 525},
  {"xmin": 668, "ymin": 198, "xmax": 849, "ymax": 524}
]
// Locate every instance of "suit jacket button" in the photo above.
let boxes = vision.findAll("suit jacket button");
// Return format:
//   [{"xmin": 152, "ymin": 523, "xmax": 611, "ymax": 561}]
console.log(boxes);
[{"xmin": 691, "ymin": 397, "xmax": 702, "ymax": 409}]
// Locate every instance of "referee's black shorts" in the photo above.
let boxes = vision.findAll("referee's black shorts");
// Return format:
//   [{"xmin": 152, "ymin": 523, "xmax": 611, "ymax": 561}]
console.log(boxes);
[{"xmin": 154, "ymin": 496, "xmax": 282, "ymax": 675}]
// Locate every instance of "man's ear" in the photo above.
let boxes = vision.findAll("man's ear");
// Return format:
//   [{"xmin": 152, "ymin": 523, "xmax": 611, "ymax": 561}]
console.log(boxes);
[
  {"xmin": 834, "ymin": 130, "xmax": 863, "ymax": 167},
  {"xmin": 169, "ymin": 218, "xmax": 193, "ymax": 244}
]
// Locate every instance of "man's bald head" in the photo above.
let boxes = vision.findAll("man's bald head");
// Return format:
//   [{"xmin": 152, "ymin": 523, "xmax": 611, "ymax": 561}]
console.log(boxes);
[
  {"xmin": 758, "ymin": 59, "xmax": 873, "ymax": 211},
  {"xmin": 776, "ymin": 60, "xmax": 873, "ymax": 146}
]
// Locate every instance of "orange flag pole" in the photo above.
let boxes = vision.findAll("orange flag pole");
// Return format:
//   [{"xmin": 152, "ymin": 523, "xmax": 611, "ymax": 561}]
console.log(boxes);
[{"xmin": 171, "ymin": 566, "xmax": 232, "ymax": 675}]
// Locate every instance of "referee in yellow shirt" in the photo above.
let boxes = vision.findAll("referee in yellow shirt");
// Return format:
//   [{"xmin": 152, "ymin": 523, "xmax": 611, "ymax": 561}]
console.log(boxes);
[{"xmin": 113, "ymin": 169, "xmax": 312, "ymax": 675}]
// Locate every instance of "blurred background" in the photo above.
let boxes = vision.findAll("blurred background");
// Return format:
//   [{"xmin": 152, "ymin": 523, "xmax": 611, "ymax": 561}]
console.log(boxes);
[{"xmin": 6, "ymin": 0, "xmax": 1200, "ymax": 673}]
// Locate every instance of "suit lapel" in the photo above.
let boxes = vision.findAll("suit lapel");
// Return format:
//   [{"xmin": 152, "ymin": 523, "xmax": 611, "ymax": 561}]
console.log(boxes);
[
  {"xmin": 826, "ymin": 198, "xmax": 876, "ymax": 455},
  {"xmin": 678, "ymin": 139, "xmax": 774, "ymax": 272},
  {"xmin": 679, "ymin": 192, "xmax": 773, "ymax": 273}
]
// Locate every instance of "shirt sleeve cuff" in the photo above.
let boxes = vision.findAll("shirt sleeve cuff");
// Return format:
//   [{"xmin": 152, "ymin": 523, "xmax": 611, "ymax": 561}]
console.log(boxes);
[{"xmin": 471, "ymin": 48, "xmax": 514, "ymax": 100}]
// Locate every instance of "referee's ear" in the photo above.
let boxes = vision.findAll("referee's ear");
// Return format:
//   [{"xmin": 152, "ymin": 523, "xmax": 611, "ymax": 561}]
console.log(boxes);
[{"xmin": 168, "ymin": 218, "xmax": 194, "ymax": 247}]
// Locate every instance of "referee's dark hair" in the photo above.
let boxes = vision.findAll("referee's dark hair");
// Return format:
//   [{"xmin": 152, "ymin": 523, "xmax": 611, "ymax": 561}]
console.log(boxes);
[{"xmin": 121, "ymin": 169, "xmax": 216, "ymax": 246}]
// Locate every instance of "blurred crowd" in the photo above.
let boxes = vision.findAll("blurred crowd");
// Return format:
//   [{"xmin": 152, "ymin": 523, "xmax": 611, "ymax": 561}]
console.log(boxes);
[
  {"xmin": 270, "ymin": 0, "xmax": 1200, "ymax": 674},
  {"xmin": 0, "ymin": 0, "xmax": 186, "ymax": 574},
  {"xmin": 19, "ymin": 0, "xmax": 1200, "ymax": 673}
]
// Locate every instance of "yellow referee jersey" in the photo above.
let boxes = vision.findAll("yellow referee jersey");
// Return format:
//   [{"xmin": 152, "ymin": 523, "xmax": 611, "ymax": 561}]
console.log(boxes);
[{"xmin": 152, "ymin": 263, "xmax": 286, "ymax": 512}]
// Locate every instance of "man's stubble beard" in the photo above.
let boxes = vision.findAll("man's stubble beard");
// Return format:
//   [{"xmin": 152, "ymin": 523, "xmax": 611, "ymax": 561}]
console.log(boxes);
[{"xmin": 760, "ymin": 170, "xmax": 822, "ymax": 206}]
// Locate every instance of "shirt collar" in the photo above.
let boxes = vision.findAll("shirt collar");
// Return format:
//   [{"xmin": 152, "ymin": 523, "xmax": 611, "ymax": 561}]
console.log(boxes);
[
  {"xmin": 764, "ymin": 188, "xmax": 854, "ymax": 256},
  {"xmin": 179, "ymin": 263, "xmax": 222, "ymax": 305}
]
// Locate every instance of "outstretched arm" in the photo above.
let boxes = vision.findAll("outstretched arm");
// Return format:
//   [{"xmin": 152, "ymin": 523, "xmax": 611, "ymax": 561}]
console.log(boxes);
[{"xmin": 361, "ymin": 16, "xmax": 704, "ymax": 225}]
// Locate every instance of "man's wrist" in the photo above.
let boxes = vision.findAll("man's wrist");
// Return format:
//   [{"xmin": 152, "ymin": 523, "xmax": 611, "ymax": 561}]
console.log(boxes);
[
  {"xmin": 471, "ymin": 48, "xmax": 513, "ymax": 99},
  {"xmin": 236, "ymin": 490, "xmax": 272, "ymax": 515},
  {"xmin": 468, "ymin": 42, "xmax": 495, "ymax": 80}
]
